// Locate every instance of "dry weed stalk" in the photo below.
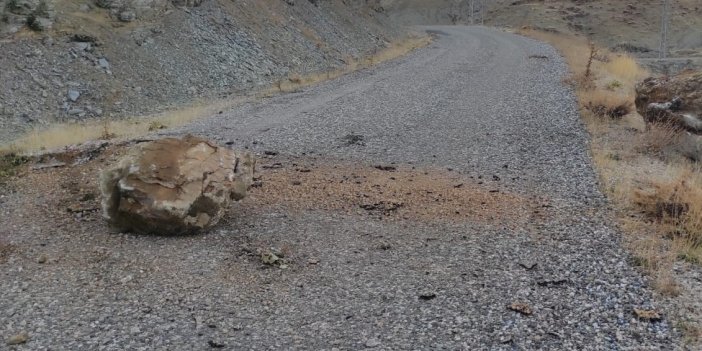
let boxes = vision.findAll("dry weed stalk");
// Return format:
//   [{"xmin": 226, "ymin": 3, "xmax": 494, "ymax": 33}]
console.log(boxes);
[{"xmin": 585, "ymin": 41, "xmax": 597, "ymax": 80}]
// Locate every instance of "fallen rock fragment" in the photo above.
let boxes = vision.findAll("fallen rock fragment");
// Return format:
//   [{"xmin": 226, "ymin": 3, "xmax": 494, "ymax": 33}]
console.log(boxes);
[
  {"xmin": 374, "ymin": 165, "xmax": 396, "ymax": 171},
  {"xmin": 508, "ymin": 302, "xmax": 533, "ymax": 315},
  {"xmin": 67, "ymin": 89, "xmax": 80, "ymax": 102},
  {"xmin": 261, "ymin": 249, "xmax": 288, "ymax": 268},
  {"xmin": 6, "ymin": 331, "xmax": 29, "ymax": 345},
  {"xmin": 518, "ymin": 260, "xmax": 537, "ymax": 270},
  {"xmin": 418, "ymin": 292, "xmax": 437, "ymax": 300},
  {"xmin": 360, "ymin": 199, "xmax": 403, "ymax": 215},
  {"xmin": 633, "ymin": 308, "xmax": 662, "ymax": 322},
  {"xmin": 30, "ymin": 160, "xmax": 66, "ymax": 170},
  {"xmin": 99, "ymin": 135, "xmax": 255, "ymax": 235},
  {"xmin": 365, "ymin": 338, "xmax": 381, "ymax": 348}
]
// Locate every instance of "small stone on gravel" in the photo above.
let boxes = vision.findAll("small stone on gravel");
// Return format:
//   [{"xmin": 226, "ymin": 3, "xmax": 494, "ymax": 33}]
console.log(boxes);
[
  {"xmin": 67, "ymin": 90, "xmax": 80, "ymax": 102},
  {"xmin": 6, "ymin": 331, "xmax": 29, "ymax": 345},
  {"xmin": 365, "ymin": 338, "xmax": 381, "ymax": 348},
  {"xmin": 508, "ymin": 302, "xmax": 533, "ymax": 315}
]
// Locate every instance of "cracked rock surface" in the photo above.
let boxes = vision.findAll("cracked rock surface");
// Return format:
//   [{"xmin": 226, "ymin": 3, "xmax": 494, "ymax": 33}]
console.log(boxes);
[{"xmin": 99, "ymin": 136, "xmax": 255, "ymax": 235}]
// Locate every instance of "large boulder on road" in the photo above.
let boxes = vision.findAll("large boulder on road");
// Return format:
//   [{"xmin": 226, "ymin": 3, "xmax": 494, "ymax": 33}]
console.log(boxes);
[
  {"xmin": 634, "ymin": 70, "xmax": 702, "ymax": 133},
  {"xmin": 99, "ymin": 136, "xmax": 255, "ymax": 235}
]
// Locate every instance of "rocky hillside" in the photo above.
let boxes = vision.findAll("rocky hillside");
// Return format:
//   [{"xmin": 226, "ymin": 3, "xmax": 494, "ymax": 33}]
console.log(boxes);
[
  {"xmin": 0, "ymin": 0, "xmax": 407, "ymax": 145},
  {"xmin": 383, "ymin": 0, "xmax": 702, "ymax": 54}
]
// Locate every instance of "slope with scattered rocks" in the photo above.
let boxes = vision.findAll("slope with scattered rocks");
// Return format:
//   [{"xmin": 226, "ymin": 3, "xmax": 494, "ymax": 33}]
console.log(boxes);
[{"xmin": 0, "ymin": 0, "xmax": 407, "ymax": 145}]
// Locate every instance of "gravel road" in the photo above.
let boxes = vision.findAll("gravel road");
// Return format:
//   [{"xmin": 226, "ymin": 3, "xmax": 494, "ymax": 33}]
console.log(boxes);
[{"xmin": 1, "ymin": 26, "xmax": 681, "ymax": 350}]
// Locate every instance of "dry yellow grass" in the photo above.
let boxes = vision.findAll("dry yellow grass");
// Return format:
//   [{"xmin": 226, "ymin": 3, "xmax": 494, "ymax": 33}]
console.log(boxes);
[
  {"xmin": 519, "ymin": 28, "xmax": 648, "ymax": 91},
  {"xmin": 519, "ymin": 29, "xmax": 702, "ymax": 303},
  {"xmin": 633, "ymin": 122, "xmax": 683, "ymax": 156},
  {"xmin": 634, "ymin": 167, "xmax": 702, "ymax": 245},
  {"xmin": 2, "ymin": 98, "xmax": 247, "ymax": 153},
  {"xmin": 267, "ymin": 34, "xmax": 430, "ymax": 94},
  {"xmin": 603, "ymin": 55, "xmax": 646, "ymax": 86},
  {"xmin": 578, "ymin": 89, "xmax": 633, "ymax": 119}
]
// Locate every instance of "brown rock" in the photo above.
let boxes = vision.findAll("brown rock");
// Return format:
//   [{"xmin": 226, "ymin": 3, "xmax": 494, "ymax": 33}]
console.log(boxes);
[
  {"xmin": 6, "ymin": 331, "xmax": 28, "ymax": 345},
  {"xmin": 633, "ymin": 308, "xmax": 662, "ymax": 322},
  {"xmin": 635, "ymin": 70, "xmax": 702, "ymax": 133},
  {"xmin": 508, "ymin": 302, "xmax": 533, "ymax": 315},
  {"xmin": 99, "ymin": 135, "xmax": 255, "ymax": 235}
]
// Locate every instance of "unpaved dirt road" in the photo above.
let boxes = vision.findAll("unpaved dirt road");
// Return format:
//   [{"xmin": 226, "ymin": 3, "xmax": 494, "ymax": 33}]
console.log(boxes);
[{"xmin": 1, "ymin": 27, "xmax": 678, "ymax": 350}]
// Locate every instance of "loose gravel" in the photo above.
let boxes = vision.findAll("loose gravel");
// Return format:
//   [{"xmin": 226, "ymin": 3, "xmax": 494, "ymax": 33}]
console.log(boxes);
[{"xmin": 0, "ymin": 26, "xmax": 682, "ymax": 350}]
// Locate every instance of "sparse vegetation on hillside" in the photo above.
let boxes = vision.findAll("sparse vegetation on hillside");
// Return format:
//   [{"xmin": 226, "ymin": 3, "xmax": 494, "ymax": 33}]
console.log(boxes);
[
  {"xmin": 0, "ymin": 150, "xmax": 30, "ymax": 181},
  {"xmin": 1, "ymin": 34, "xmax": 430, "ymax": 154},
  {"xmin": 520, "ymin": 27, "xmax": 702, "ymax": 342}
]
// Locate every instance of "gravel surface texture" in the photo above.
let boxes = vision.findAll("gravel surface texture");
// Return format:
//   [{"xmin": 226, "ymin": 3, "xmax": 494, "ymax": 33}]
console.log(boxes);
[{"xmin": 1, "ymin": 26, "xmax": 682, "ymax": 350}]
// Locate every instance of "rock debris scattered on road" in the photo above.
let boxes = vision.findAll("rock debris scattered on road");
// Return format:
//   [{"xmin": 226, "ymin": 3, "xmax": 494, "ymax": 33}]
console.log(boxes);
[{"xmin": 0, "ymin": 27, "xmax": 680, "ymax": 350}]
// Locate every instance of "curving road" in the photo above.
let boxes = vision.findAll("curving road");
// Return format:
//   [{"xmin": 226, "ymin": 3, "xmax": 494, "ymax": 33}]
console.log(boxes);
[
  {"xmin": 2, "ymin": 27, "xmax": 678, "ymax": 350},
  {"xmin": 174, "ymin": 26, "xmax": 676, "ymax": 349},
  {"xmin": 183, "ymin": 26, "xmax": 601, "ymax": 202}
]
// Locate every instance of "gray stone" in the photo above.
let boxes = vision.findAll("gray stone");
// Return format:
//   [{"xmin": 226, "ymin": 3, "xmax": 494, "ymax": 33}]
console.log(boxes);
[
  {"xmin": 676, "ymin": 132, "xmax": 702, "ymax": 161},
  {"xmin": 74, "ymin": 42, "xmax": 91, "ymax": 51},
  {"xmin": 68, "ymin": 108, "xmax": 85, "ymax": 116},
  {"xmin": 7, "ymin": 0, "xmax": 38, "ymax": 15},
  {"xmin": 365, "ymin": 338, "xmax": 381, "ymax": 348},
  {"xmin": 28, "ymin": 17, "xmax": 53, "ymax": 31},
  {"xmin": 6, "ymin": 331, "xmax": 29, "ymax": 345},
  {"xmin": 98, "ymin": 58, "xmax": 110, "ymax": 69},
  {"xmin": 67, "ymin": 89, "xmax": 80, "ymax": 102},
  {"xmin": 118, "ymin": 10, "xmax": 136, "ymax": 22}
]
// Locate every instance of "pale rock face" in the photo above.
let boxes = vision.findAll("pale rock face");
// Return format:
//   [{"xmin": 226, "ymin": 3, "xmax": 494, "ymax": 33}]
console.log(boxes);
[
  {"xmin": 635, "ymin": 70, "xmax": 702, "ymax": 133},
  {"xmin": 100, "ymin": 135, "xmax": 255, "ymax": 235}
]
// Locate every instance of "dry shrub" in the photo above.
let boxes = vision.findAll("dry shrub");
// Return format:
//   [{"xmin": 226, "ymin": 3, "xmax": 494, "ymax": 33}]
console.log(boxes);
[
  {"xmin": 603, "ymin": 55, "xmax": 647, "ymax": 85},
  {"xmin": 0, "ymin": 239, "xmax": 17, "ymax": 264},
  {"xmin": 0, "ymin": 151, "xmax": 30, "ymax": 179},
  {"xmin": 654, "ymin": 271, "xmax": 682, "ymax": 296},
  {"xmin": 677, "ymin": 321, "xmax": 702, "ymax": 345},
  {"xmin": 578, "ymin": 89, "xmax": 632, "ymax": 119},
  {"xmin": 633, "ymin": 169, "xmax": 702, "ymax": 247},
  {"xmin": 624, "ymin": 217, "xmax": 681, "ymax": 296},
  {"xmin": 633, "ymin": 122, "xmax": 683, "ymax": 156}
]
